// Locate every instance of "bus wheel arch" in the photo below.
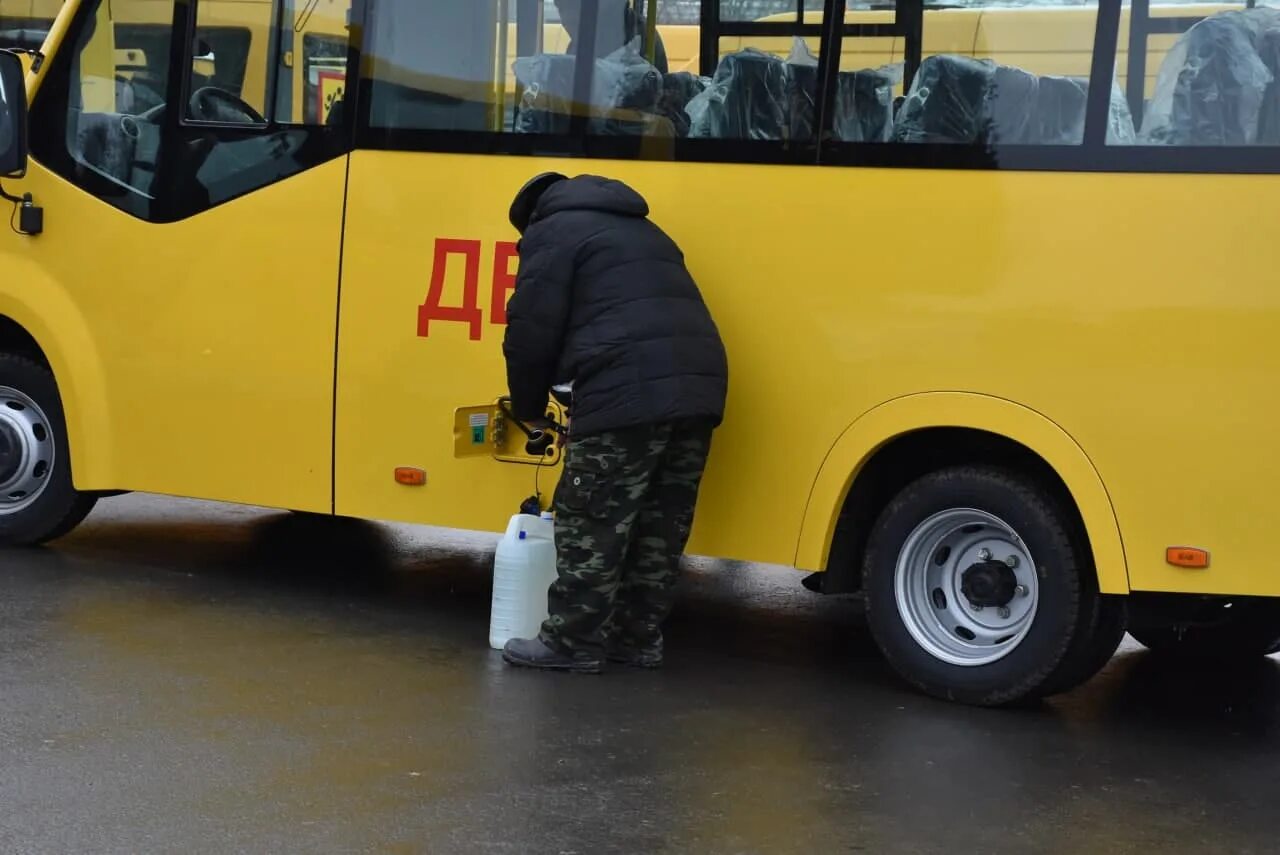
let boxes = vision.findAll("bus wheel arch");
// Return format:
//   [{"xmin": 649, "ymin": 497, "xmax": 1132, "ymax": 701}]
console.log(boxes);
[
  {"xmin": 0, "ymin": 348, "xmax": 98, "ymax": 544},
  {"xmin": 0, "ymin": 280, "xmax": 115, "ymax": 491},
  {"xmin": 796, "ymin": 392, "xmax": 1129, "ymax": 596},
  {"xmin": 796, "ymin": 394, "xmax": 1130, "ymax": 704},
  {"xmin": 0, "ymin": 310, "xmax": 111, "ymax": 544},
  {"xmin": 0, "ymin": 315, "xmax": 52, "ymax": 369}
]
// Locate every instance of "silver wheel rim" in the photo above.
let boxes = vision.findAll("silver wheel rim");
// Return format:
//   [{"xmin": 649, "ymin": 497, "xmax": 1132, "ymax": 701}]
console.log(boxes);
[
  {"xmin": 894, "ymin": 508, "xmax": 1040, "ymax": 667},
  {"xmin": 0, "ymin": 386, "xmax": 55, "ymax": 514}
]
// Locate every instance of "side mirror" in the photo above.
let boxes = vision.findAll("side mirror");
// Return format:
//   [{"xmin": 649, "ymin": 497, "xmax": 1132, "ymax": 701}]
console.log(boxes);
[{"xmin": 0, "ymin": 50, "xmax": 28, "ymax": 178}]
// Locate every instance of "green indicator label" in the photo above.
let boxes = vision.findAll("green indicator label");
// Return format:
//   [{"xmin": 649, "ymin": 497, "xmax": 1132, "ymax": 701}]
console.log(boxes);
[{"xmin": 468, "ymin": 413, "xmax": 490, "ymax": 445}]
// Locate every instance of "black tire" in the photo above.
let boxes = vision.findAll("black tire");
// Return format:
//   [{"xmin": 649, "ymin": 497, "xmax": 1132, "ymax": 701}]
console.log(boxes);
[
  {"xmin": 1131, "ymin": 601, "xmax": 1280, "ymax": 660},
  {"xmin": 0, "ymin": 354, "xmax": 97, "ymax": 546},
  {"xmin": 1037, "ymin": 594, "xmax": 1128, "ymax": 697},
  {"xmin": 863, "ymin": 466, "xmax": 1100, "ymax": 707}
]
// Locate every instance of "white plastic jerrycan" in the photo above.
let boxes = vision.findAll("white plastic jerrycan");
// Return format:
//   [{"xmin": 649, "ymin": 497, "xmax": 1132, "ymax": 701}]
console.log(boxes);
[{"xmin": 489, "ymin": 511, "xmax": 559, "ymax": 650}]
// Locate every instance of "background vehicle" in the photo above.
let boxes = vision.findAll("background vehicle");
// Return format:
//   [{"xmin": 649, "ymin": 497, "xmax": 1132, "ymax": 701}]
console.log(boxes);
[
  {"xmin": 1, "ymin": 0, "xmax": 350, "ymax": 121},
  {"xmin": 0, "ymin": 0, "xmax": 1276, "ymax": 706}
]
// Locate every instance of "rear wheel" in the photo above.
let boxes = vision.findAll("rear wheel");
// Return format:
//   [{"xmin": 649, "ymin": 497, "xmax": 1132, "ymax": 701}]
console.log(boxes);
[
  {"xmin": 0, "ymin": 354, "xmax": 97, "ymax": 545},
  {"xmin": 863, "ymin": 466, "xmax": 1109, "ymax": 706},
  {"xmin": 1131, "ymin": 600, "xmax": 1280, "ymax": 660}
]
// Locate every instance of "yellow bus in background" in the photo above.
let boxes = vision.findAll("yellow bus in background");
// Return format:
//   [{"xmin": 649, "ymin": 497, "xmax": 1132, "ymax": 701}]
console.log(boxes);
[
  {"xmin": 0, "ymin": 0, "xmax": 1277, "ymax": 706},
  {"xmin": 1, "ymin": 0, "xmax": 350, "ymax": 122}
]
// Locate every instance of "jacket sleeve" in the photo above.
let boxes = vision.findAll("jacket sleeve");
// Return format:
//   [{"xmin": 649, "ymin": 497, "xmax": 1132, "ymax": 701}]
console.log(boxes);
[{"xmin": 502, "ymin": 232, "xmax": 575, "ymax": 422}]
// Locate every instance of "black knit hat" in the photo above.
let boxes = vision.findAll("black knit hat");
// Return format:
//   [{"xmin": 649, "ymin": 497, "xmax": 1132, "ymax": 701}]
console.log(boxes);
[{"xmin": 509, "ymin": 171, "xmax": 568, "ymax": 233}]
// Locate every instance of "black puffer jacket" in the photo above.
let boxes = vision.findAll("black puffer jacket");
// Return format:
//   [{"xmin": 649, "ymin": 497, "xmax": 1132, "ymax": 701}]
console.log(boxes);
[{"xmin": 503, "ymin": 176, "xmax": 728, "ymax": 437}]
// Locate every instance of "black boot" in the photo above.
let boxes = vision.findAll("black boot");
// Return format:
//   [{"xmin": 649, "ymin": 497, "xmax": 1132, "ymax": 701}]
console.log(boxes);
[
  {"xmin": 502, "ymin": 637, "xmax": 603, "ymax": 674},
  {"xmin": 606, "ymin": 637, "xmax": 664, "ymax": 669}
]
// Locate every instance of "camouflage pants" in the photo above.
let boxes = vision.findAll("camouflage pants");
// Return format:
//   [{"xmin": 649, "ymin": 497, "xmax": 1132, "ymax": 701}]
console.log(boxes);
[{"xmin": 539, "ymin": 420, "xmax": 714, "ymax": 658}]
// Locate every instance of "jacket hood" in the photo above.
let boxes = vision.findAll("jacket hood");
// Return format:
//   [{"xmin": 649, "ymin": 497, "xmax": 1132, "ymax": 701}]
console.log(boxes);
[{"xmin": 534, "ymin": 175, "xmax": 649, "ymax": 222}]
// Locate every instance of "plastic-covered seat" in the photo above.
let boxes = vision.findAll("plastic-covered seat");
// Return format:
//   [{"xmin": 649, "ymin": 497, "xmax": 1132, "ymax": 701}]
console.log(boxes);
[
  {"xmin": 893, "ymin": 55, "xmax": 994, "ymax": 143},
  {"xmin": 894, "ymin": 54, "xmax": 1134, "ymax": 145},
  {"xmin": 688, "ymin": 46, "xmax": 898, "ymax": 143},
  {"xmin": 786, "ymin": 58, "xmax": 819, "ymax": 142},
  {"xmin": 1030, "ymin": 74, "xmax": 1088, "ymax": 144},
  {"xmin": 512, "ymin": 42, "xmax": 663, "ymax": 137},
  {"xmin": 1141, "ymin": 8, "xmax": 1280, "ymax": 145},
  {"xmin": 986, "ymin": 65, "xmax": 1041, "ymax": 143},
  {"xmin": 657, "ymin": 72, "xmax": 709, "ymax": 137},
  {"xmin": 687, "ymin": 49, "xmax": 792, "ymax": 140},
  {"xmin": 833, "ymin": 65, "xmax": 903, "ymax": 142},
  {"xmin": 513, "ymin": 54, "xmax": 578, "ymax": 135}
]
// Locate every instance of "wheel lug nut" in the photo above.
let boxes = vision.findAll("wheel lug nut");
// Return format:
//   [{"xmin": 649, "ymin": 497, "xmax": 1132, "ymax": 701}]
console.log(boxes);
[
  {"xmin": 972, "ymin": 604, "xmax": 984, "ymax": 611},
  {"xmin": 978, "ymin": 548, "xmax": 992, "ymax": 561},
  {"xmin": 1005, "ymin": 555, "xmax": 1019, "ymax": 568},
  {"xmin": 998, "ymin": 606, "xmax": 1011, "ymax": 619},
  {"xmin": 1015, "ymin": 585, "xmax": 1028, "ymax": 597}
]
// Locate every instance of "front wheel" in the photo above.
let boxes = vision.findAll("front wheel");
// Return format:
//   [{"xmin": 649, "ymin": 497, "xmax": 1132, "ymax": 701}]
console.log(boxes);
[
  {"xmin": 0, "ymin": 354, "xmax": 97, "ymax": 545},
  {"xmin": 863, "ymin": 466, "xmax": 1108, "ymax": 706}
]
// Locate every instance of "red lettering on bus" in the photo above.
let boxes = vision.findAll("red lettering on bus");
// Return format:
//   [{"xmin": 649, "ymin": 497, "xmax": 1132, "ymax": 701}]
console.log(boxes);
[
  {"xmin": 418, "ymin": 239, "xmax": 484, "ymax": 340},
  {"xmin": 490, "ymin": 241, "xmax": 519, "ymax": 326}
]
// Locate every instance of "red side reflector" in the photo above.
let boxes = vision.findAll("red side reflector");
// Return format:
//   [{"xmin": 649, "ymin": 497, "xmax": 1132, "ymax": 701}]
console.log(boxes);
[
  {"xmin": 1166, "ymin": 547, "xmax": 1210, "ymax": 569},
  {"xmin": 395, "ymin": 467, "xmax": 426, "ymax": 487}
]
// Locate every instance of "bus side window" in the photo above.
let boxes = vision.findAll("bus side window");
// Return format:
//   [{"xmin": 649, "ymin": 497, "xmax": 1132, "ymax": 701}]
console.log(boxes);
[
  {"xmin": 364, "ymin": 3, "xmax": 509, "ymax": 132},
  {"xmin": 363, "ymin": 1, "xmax": 675, "ymax": 140},
  {"xmin": 360, "ymin": 1, "xmax": 829, "ymax": 145}
]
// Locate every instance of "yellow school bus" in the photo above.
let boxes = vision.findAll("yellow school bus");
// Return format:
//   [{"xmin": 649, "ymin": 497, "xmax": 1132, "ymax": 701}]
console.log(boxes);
[{"xmin": 0, "ymin": 0, "xmax": 1277, "ymax": 705}]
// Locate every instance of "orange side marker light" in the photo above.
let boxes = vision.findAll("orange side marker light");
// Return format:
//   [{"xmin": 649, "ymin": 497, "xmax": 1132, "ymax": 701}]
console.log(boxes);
[
  {"xmin": 1166, "ymin": 547, "xmax": 1209, "ymax": 569},
  {"xmin": 395, "ymin": 467, "xmax": 427, "ymax": 487}
]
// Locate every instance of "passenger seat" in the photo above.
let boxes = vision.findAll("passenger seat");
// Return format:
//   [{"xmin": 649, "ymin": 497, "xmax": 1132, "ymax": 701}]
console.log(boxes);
[
  {"xmin": 894, "ymin": 54, "xmax": 1128, "ymax": 145},
  {"xmin": 687, "ymin": 49, "xmax": 792, "ymax": 140},
  {"xmin": 893, "ymin": 55, "xmax": 995, "ymax": 144},
  {"xmin": 832, "ymin": 65, "xmax": 902, "ymax": 142},
  {"xmin": 1141, "ymin": 8, "xmax": 1280, "ymax": 145}
]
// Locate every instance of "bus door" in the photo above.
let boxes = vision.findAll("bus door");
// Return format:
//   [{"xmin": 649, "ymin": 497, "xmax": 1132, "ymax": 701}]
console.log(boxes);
[
  {"xmin": 334, "ymin": 1, "xmax": 567, "ymax": 531},
  {"xmin": 21, "ymin": 0, "xmax": 353, "ymax": 510}
]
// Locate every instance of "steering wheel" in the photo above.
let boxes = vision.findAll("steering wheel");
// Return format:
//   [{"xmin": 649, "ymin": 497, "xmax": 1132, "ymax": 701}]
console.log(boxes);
[
  {"xmin": 134, "ymin": 101, "xmax": 166, "ymax": 124},
  {"xmin": 188, "ymin": 86, "xmax": 267, "ymax": 125}
]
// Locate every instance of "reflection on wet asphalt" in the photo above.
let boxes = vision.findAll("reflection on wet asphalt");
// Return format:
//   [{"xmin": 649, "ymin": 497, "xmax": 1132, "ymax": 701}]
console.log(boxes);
[{"xmin": 1, "ymin": 495, "xmax": 1278, "ymax": 853}]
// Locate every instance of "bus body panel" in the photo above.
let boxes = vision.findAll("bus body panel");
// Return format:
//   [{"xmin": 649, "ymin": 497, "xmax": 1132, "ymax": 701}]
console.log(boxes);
[
  {"xmin": 334, "ymin": 152, "xmax": 1280, "ymax": 597},
  {"xmin": 333, "ymin": 152, "xmax": 584, "ymax": 544},
  {"xmin": 2, "ymin": 157, "xmax": 348, "ymax": 512}
]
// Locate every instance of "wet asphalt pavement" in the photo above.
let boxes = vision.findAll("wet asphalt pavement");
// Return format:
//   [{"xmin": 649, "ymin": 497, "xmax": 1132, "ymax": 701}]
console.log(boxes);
[{"xmin": 1, "ymin": 495, "xmax": 1279, "ymax": 854}]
